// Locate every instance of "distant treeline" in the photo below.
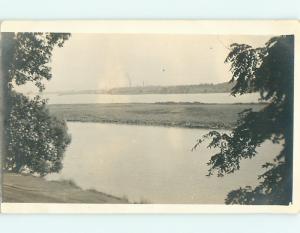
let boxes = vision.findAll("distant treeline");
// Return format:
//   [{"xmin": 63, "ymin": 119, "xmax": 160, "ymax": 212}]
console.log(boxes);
[
  {"xmin": 107, "ymin": 82, "xmax": 235, "ymax": 95},
  {"xmin": 45, "ymin": 82, "xmax": 235, "ymax": 95}
]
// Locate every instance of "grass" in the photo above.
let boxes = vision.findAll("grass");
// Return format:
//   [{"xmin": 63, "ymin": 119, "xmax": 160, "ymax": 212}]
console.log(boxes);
[
  {"xmin": 49, "ymin": 102, "xmax": 265, "ymax": 129},
  {"xmin": 3, "ymin": 172, "xmax": 151, "ymax": 204},
  {"xmin": 3, "ymin": 172, "xmax": 128, "ymax": 203}
]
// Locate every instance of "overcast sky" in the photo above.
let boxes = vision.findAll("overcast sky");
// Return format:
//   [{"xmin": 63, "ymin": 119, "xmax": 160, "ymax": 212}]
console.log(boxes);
[{"xmin": 19, "ymin": 34, "xmax": 272, "ymax": 92}]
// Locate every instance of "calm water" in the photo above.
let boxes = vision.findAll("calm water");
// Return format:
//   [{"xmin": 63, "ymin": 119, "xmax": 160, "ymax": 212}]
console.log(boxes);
[
  {"xmin": 47, "ymin": 122, "xmax": 281, "ymax": 204},
  {"xmin": 43, "ymin": 92, "xmax": 261, "ymax": 104}
]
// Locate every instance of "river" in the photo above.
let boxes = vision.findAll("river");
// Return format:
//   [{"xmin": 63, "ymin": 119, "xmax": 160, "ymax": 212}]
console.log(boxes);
[
  {"xmin": 42, "ymin": 92, "xmax": 261, "ymax": 104},
  {"xmin": 47, "ymin": 122, "xmax": 281, "ymax": 204}
]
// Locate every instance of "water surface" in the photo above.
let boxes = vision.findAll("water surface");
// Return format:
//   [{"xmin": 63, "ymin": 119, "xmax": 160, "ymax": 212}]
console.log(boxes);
[
  {"xmin": 47, "ymin": 122, "xmax": 281, "ymax": 204},
  {"xmin": 42, "ymin": 93, "xmax": 261, "ymax": 105}
]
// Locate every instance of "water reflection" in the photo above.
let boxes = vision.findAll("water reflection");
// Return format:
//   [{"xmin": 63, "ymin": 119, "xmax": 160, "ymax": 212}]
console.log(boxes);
[{"xmin": 47, "ymin": 122, "xmax": 281, "ymax": 204}]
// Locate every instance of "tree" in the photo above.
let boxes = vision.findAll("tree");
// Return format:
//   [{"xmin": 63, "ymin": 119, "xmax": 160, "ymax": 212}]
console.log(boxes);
[
  {"xmin": 1, "ymin": 32, "xmax": 71, "ymax": 176},
  {"xmin": 194, "ymin": 35, "xmax": 294, "ymax": 205}
]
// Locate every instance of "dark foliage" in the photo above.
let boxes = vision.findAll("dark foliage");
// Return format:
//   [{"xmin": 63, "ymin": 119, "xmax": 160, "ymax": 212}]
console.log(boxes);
[
  {"xmin": 5, "ymin": 91, "xmax": 71, "ymax": 176},
  {"xmin": 2, "ymin": 32, "xmax": 71, "ymax": 176},
  {"xmin": 3, "ymin": 32, "xmax": 70, "ymax": 91},
  {"xmin": 194, "ymin": 35, "xmax": 294, "ymax": 205}
]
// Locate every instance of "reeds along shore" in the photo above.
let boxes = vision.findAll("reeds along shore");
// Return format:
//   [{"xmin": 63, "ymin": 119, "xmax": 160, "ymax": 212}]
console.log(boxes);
[{"xmin": 49, "ymin": 102, "xmax": 265, "ymax": 130}]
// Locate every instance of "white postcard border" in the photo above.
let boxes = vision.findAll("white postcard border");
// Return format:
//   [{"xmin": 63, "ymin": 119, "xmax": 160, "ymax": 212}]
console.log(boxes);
[{"xmin": 1, "ymin": 20, "xmax": 299, "ymax": 214}]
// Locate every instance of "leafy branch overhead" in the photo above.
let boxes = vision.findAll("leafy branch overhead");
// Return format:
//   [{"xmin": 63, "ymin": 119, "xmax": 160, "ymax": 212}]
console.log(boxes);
[
  {"xmin": 195, "ymin": 35, "xmax": 294, "ymax": 205},
  {"xmin": 3, "ymin": 33, "xmax": 70, "ymax": 91}
]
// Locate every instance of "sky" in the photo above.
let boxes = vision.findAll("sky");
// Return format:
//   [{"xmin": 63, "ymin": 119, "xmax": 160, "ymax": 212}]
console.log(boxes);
[{"xmin": 18, "ymin": 34, "xmax": 272, "ymax": 93}]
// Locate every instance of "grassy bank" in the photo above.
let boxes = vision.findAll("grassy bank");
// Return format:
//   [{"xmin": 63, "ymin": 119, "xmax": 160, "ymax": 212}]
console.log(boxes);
[
  {"xmin": 3, "ymin": 173, "xmax": 128, "ymax": 203},
  {"xmin": 49, "ymin": 103, "xmax": 265, "ymax": 129}
]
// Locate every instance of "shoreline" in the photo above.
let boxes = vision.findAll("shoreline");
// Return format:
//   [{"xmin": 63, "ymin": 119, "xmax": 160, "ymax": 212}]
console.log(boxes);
[
  {"xmin": 65, "ymin": 119, "xmax": 233, "ymax": 130},
  {"xmin": 3, "ymin": 172, "xmax": 129, "ymax": 204},
  {"xmin": 49, "ymin": 102, "xmax": 265, "ymax": 130}
]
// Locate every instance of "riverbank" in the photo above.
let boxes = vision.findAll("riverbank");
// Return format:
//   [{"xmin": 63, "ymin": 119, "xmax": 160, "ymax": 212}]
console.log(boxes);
[
  {"xmin": 49, "ymin": 102, "xmax": 265, "ymax": 129},
  {"xmin": 3, "ymin": 173, "xmax": 128, "ymax": 203}
]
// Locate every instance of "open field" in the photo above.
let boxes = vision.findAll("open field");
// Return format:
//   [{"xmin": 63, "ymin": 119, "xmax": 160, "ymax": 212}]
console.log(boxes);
[
  {"xmin": 3, "ymin": 173, "xmax": 128, "ymax": 203},
  {"xmin": 49, "ymin": 103, "xmax": 265, "ymax": 129}
]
